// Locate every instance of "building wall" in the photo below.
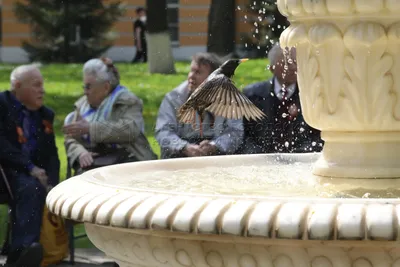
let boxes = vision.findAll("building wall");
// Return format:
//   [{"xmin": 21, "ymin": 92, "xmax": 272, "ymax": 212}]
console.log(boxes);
[{"xmin": 0, "ymin": 0, "xmax": 251, "ymax": 63}]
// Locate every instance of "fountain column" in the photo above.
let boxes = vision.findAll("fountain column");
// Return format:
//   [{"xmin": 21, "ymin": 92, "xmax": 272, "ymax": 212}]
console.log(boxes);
[{"xmin": 278, "ymin": 0, "xmax": 400, "ymax": 178}]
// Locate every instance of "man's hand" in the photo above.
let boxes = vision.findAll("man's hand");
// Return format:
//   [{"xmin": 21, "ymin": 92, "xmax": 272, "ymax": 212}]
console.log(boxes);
[
  {"xmin": 62, "ymin": 119, "xmax": 90, "ymax": 138},
  {"xmin": 79, "ymin": 151, "xmax": 94, "ymax": 168},
  {"xmin": 182, "ymin": 144, "xmax": 204, "ymax": 157},
  {"xmin": 199, "ymin": 140, "xmax": 217, "ymax": 156},
  {"xmin": 30, "ymin": 166, "xmax": 48, "ymax": 188}
]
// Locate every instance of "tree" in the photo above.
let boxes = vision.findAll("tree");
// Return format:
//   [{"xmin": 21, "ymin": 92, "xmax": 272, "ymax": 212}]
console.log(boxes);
[
  {"xmin": 239, "ymin": 0, "xmax": 289, "ymax": 58},
  {"xmin": 207, "ymin": 0, "xmax": 236, "ymax": 57},
  {"xmin": 14, "ymin": 0, "xmax": 125, "ymax": 63},
  {"xmin": 146, "ymin": 0, "xmax": 176, "ymax": 74}
]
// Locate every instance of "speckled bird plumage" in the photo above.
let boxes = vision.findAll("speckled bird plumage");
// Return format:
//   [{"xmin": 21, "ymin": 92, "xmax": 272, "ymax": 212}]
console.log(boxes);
[{"xmin": 177, "ymin": 59, "xmax": 266, "ymax": 134}]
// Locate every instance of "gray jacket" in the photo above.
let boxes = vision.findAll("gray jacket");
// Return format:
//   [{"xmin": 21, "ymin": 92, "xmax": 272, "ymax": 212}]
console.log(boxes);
[
  {"xmin": 65, "ymin": 90, "xmax": 158, "ymax": 167},
  {"xmin": 155, "ymin": 81, "xmax": 244, "ymax": 159}
]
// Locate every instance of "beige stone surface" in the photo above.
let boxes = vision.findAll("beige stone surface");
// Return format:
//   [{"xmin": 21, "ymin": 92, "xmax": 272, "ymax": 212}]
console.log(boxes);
[
  {"xmin": 279, "ymin": 0, "xmax": 400, "ymax": 178},
  {"xmin": 46, "ymin": 154, "xmax": 400, "ymax": 266}
]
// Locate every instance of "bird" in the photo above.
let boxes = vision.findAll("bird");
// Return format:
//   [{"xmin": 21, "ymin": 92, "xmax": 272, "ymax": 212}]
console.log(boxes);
[{"xmin": 177, "ymin": 58, "xmax": 266, "ymax": 137}]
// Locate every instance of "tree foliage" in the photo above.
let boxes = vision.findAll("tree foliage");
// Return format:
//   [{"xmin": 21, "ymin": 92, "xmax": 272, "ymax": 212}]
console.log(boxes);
[{"xmin": 14, "ymin": 0, "xmax": 125, "ymax": 63}]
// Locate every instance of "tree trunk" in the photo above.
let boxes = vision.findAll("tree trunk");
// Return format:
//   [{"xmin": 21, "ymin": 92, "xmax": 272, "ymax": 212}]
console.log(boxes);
[
  {"xmin": 63, "ymin": 1, "xmax": 70, "ymax": 63},
  {"xmin": 146, "ymin": 0, "xmax": 176, "ymax": 74},
  {"xmin": 207, "ymin": 0, "xmax": 236, "ymax": 57}
]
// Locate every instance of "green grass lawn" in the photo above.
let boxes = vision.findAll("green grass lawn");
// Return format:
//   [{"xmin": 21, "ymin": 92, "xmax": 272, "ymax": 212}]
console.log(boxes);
[{"xmin": 0, "ymin": 59, "xmax": 272, "ymax": 249}]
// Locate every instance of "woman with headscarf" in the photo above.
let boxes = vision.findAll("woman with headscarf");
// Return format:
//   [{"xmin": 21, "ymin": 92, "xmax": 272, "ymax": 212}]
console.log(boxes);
[{"xmin": 63, "ymin": 57, "xmax": 157, "ymax": 174}]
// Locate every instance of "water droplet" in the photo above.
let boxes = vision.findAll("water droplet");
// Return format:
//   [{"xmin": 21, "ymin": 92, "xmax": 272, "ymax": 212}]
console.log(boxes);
[
  {"xmin": 362, "ymin": 193, "xmax": 371, "ymax": 198},
  {"xmin": 285, "ymin": 141, "xmax": 289, "ymax": 147}
]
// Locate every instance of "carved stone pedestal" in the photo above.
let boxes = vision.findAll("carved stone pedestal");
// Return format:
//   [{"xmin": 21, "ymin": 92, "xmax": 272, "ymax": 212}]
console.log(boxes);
[{"xmin": 278, "ymin": 0, "xmax": 400, "ymax": 178}]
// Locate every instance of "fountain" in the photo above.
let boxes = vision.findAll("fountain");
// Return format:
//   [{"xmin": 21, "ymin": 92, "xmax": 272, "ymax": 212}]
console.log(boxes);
[{"xmin": 47, "ymin": 1, "xmax": 400, "ymax": 266}]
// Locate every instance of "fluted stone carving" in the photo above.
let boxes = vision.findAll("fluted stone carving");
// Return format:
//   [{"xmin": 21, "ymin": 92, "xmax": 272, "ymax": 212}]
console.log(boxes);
[
  {"xmin": 279, "ymin": 0, "xmax": 400, "ymax": 178},
  {"xmin": 281, "ymin": 22, "xmax": 398, "ymax": 130},
  {"xmin": 46, "ymin": 153, "xmax": 400, "ymax": 267},
  {"xmin": 85, "ymin": 224, "xmax": 400, "ymax": 267},
  {"xmin": 47, "ymin": 175, "xmax": 400, "ymax": 241}
]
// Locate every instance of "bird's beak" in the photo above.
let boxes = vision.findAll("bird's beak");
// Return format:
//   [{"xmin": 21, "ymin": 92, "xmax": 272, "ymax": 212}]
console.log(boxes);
[{"xmin": 240, "ymin": 58, "xmax": 249, "ymax": 63}]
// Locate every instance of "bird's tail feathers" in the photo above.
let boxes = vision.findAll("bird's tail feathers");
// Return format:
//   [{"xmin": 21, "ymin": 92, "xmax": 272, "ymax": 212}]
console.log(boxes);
[{"xmin": 177, "ymin": 105, "xmax": 197, "ymax": 127}]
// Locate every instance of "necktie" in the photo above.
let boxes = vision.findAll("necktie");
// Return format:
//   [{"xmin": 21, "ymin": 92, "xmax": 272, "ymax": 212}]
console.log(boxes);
[
  {"xmin": 281, "ymin": 88, "xmax": 288, "ymax": 102},
  {"xmin": 279, "ymin": 87, "xmax": 296, "ymax": 121}
]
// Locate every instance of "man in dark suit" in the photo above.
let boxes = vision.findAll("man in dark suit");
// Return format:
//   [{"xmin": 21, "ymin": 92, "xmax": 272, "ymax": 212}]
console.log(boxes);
[
  {"xmin": 0, "ymin": 64, "xmax": 60, "ymax": 267},
  {"xmin": 239, "ymin": 43, "xmax": 323, "ymax": 154}
]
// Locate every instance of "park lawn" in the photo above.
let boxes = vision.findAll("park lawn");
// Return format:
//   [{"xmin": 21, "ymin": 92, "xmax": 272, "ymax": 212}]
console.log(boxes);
[{"xmin": 0, "ymin": 59, "xmax": 271, "ymax": 248}]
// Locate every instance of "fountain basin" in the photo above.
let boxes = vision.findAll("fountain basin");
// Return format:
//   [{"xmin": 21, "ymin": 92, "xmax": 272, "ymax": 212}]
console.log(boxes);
[
  {"xmin": 47, "ymin": 154, "xmax": 400, "ymax": 267},
  {"xmin": 46, "ymin": 0, "xmax": 400, "ymax": 265}
]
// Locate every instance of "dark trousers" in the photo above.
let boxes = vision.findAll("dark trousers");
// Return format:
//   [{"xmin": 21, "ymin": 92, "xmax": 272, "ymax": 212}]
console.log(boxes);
[
  {"xmin": 132, "ymin": 49, "xmax": 147, "ymax": 63},
  {"xmin": 7, "ymin": 172, "xmax": 46, "ymax": 262}
]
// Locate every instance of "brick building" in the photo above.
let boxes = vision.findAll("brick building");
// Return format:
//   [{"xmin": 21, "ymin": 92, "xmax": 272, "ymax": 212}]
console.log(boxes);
[{"xmin": 0, "ymin": 0, "xmax": 253, "ymax": 63}]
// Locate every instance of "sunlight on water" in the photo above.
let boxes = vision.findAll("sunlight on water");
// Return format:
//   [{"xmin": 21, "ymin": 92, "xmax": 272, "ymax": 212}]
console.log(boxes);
[
  {"xmin": 128, "ymin": 162, "xmax": 321, "ymax": 197},
  {"xmin": 107, "ymin": 162, "xmax": 400, "ymax": 199},
  {"xmin": 93, "ymin": 155, "xmax": 400, "ymax": 199}
]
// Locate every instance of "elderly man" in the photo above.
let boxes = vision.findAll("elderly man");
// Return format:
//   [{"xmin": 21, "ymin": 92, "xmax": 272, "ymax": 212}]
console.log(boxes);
[
  {"xmin": 0, "ymin": 64, "xmax": 60, "ymax": 266},
  {"xmin": 239, "ymin": 43, "xmax": 323, "ymax": 154},
  {"xmin": 155, "ymin": 52, "xmax": 244, "ymax": 159}
]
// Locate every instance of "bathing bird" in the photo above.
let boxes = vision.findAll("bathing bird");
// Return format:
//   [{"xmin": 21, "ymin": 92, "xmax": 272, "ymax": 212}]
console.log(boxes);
[{"xmin": 177, "ymin": 58, "xmax": 266, "ymax": 137}]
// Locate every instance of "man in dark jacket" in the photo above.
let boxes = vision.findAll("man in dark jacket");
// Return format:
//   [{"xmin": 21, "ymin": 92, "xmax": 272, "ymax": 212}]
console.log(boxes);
[
  {"xmin": 0, "ymin": 64, "xmax": 60, "ymax": 266},
  {"xmin": 238, "ymin": 43, "xmax": 323, "ymax": 154}
]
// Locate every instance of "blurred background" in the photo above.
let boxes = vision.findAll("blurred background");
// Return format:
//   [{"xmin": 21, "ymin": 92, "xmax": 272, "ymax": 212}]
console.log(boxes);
[
  {"xmin": 0, "ymin": 0, "xmax": 288, "ymax": 64},
  {"xmin": 0, "ymin": 0, "xmax": 289, "ymax": 250}
]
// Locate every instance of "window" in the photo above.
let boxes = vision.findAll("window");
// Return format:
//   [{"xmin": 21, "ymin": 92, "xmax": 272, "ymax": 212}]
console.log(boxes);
[{"xmin": 167, "ymin": 0, "xmax": 179, "ymax": 45}]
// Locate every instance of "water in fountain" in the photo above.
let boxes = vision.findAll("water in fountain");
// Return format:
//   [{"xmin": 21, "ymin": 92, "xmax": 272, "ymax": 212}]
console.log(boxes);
[{"xmin": 88, "ymin": 152, "xmax": 400, "ymax": 199}]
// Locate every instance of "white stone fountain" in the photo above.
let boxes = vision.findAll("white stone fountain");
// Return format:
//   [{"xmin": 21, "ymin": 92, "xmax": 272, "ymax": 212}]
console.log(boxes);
[{"xmin": 47, "ymin": 1, "xmax": 400, "ymax": 266}]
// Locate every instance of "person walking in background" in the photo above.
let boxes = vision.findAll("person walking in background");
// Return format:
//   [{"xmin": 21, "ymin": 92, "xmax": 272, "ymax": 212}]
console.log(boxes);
[{"xmin": 132, "ymin": 7, "xmax": 147, "ymax": 63}]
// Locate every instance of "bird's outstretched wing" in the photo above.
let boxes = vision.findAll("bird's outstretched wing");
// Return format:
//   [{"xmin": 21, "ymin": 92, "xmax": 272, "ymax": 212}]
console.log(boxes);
[
  {"xmin": 206, "ymin": 79, "xmax": 266, "ymax": 121},
  {"xmin": 177, "ymin": 79, "xmax": 210, "ymax": 124},
  {"xmin": 192, "ymin": 75, "xmax": 266, "ymax": 121}
]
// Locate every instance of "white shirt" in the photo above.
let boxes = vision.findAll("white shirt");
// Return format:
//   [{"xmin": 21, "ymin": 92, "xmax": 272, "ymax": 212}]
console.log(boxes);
[{"xmin": 274, "ymin": 77, "xmax": 296, "ymax": 100}]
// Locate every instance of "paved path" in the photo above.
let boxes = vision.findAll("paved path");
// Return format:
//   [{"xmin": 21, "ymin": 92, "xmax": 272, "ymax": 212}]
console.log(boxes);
[{"xmin": 0, "ymin": 248, "xmax": 117, "ymax": 266}]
